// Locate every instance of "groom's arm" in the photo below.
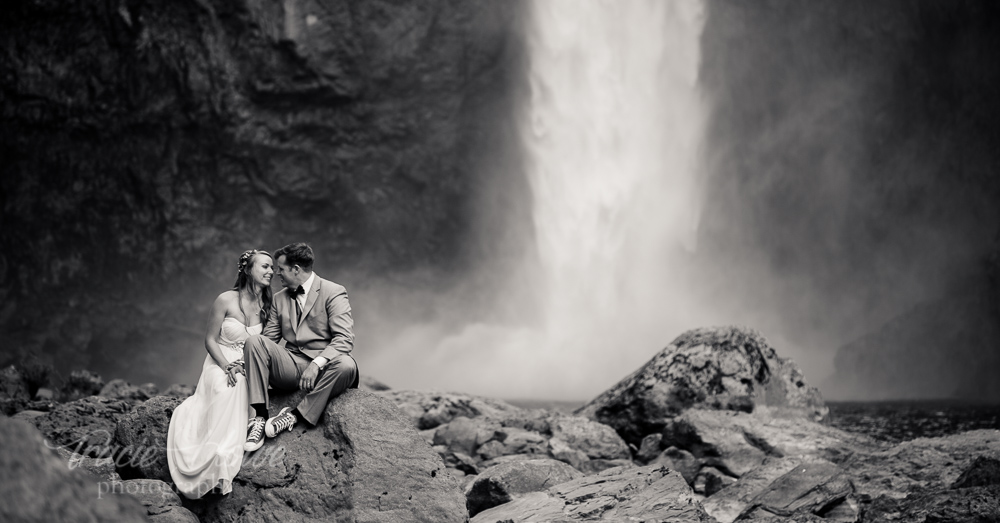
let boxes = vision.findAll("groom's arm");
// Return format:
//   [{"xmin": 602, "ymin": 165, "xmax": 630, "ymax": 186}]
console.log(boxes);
[
  {"xmin": 261, "ymin": 297, "xmax": 282, "ymax": 343},
  {"xmin": 317, "ymin": 290, "xmax": 354, "ymax": 361}
]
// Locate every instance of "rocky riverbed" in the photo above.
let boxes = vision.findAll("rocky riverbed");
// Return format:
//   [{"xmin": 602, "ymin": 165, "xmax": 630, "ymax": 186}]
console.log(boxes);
[{"xmin": 2, "ymin": 326, "xmax": 999, "ymax": 522}]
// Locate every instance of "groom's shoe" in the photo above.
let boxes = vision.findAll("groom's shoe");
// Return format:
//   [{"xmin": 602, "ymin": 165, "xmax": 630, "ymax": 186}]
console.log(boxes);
[
  {"xmin": 265, "ymin": 407, "xmax": 297, "ymax": 438},
  {"xmin": 244, "ymin": 416, "xmax": 266, "ymax": 452}
]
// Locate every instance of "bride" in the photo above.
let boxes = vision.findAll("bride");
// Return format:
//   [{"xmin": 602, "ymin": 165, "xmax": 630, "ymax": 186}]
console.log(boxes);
[{"xmin": 167, "ymin": 249, "xmax": 274, "ymax": 498}]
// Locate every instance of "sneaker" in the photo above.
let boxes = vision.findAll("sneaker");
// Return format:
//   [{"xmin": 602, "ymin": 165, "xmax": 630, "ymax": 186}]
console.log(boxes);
[
  {"xmin": 265, "ymin": 407, "xmax": 297, "ymax": 438},
  {"xmin": 244, "ymin": 416, "xmax": 265, "ymax": 452}
]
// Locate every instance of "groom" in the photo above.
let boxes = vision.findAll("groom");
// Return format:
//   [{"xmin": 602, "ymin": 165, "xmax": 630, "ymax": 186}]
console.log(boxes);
[{"xmin": 243, "ymin": 242, "xmax": 359, "ymax": 451}]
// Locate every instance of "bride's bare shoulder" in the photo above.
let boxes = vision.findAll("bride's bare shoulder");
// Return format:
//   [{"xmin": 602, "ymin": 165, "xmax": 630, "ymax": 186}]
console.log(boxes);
[{"xmin": 212, "ymin": 290, "xmax": 239, "ymax": 307}]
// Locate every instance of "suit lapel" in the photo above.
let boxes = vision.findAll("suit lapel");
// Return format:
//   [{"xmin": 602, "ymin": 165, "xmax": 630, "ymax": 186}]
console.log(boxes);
[{"xmin": 298, "ymin": 276, "xmax": 322, "ymax": 329}]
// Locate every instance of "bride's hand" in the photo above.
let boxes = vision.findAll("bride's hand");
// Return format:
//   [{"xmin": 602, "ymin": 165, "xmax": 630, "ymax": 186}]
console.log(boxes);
[{"xmin": 226, "ymin": 362, "xmax": 245, "ymax": 387}]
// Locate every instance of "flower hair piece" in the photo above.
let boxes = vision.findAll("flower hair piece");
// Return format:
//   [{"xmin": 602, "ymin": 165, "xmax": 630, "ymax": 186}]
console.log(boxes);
[{"xmin": 237, "ymin": 249, "xmax": 258, "ymax": 276}]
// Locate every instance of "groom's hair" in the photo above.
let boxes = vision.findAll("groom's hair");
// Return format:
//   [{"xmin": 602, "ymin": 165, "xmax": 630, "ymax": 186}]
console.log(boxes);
[{"xmin": 275, "ymin": 242, "xmax": 314, "ymax": 271}]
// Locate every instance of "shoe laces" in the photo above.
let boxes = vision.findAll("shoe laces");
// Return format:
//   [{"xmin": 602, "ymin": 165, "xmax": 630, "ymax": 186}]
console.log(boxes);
[
  {"xmin": 248, "ymin": 418, "xmax": 265, "ymax": 441},
  {"xmin": 273, "ymin": 412, "xmax": 295, "ymax": 432}
]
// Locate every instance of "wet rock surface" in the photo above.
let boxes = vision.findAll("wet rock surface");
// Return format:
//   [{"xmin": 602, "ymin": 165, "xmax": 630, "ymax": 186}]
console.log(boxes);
[{"xmin": 470, "ymin": 464, "xmax": 714, "ymax": 522}]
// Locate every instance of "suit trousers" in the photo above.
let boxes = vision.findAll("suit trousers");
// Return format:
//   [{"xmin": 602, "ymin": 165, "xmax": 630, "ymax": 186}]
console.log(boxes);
[{"xmin": 243, "ymin": 334, "xmax": 358, "ymax": 426}]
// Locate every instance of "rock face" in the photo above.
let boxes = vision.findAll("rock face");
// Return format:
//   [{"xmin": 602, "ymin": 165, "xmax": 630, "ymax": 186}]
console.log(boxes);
[
  {"xmin": 32, "ymin": 395, "xmax": 139, "ymax": 457},
  {"xmin": 470, "ymin": 464, "xmax": 713, "ymax": 522},
  {"xmin": 180, "ymin": 389, "xmax": 467, "ymax": 523},
  {"xmin": 465, "ymin": 458, "xmax": 584, "ymax": 517},
  {"xmin": 576, "ymin": 326, "xmax": 828, "ymax": 447},
  {"xmin": 0, "ymin": 416, "xmax": 149, "ymax": 522},
  {"xmin": 0, "ymin": 0, "xmax": 528, "ymax": 390},
  {"xmin": 114, "ymin": 395, "xmax": 185, "ymax": 482}
]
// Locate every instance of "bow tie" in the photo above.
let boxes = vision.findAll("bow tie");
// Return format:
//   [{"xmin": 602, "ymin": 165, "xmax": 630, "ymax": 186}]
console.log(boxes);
[{"xmin": 291, "ymin": 286, "xmax": 305, "ymax": 297}]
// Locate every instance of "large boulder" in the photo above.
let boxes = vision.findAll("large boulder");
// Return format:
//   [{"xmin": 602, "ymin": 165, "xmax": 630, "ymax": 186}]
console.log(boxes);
[
  {"xmin": 576, "ymin": 326, "xmax": 828, "ymax": 446},
  {"xmin": 378, "ymin": 389, "xmax": 526, "ymax": 429},
  {"xmin": 187, "ymin": 389, "xmax": 467, "ymax": 523},
  {"xmin": 731, "ymin": 459, "xmax": 855, "ymax": 522},
  {"xmin": 0, "ymin": 416, "xmax": 148, "ymax": 522},
  {"xmin": 470, "ymin": 464, "xmax": 714, "ymax": 522},
  {"xmin": 465, "ymin": 458, "xmax": 584, "ymax": 517},
  {"xmin": 32, "ymin": 395, "xmax": 139, "ymax": 457},
  {"xmin": 114, "ymin": 395, "xmax": 185, "ymax": 482}
]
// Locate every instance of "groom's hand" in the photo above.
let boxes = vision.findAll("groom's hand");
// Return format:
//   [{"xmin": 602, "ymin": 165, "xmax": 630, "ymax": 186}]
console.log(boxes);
[{"xmin": 299, "ymin": 362, "xmax": 320, "ymax": 391}]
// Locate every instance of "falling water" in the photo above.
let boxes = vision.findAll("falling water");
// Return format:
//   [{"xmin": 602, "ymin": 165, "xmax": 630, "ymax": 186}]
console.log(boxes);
[
  {"xmin": 519, "ymin": 0, "xmax": 708, "ymax": 397},
  {"xmin": 370, "ymin": 0, "xmax": 708, "ymax": 400}
]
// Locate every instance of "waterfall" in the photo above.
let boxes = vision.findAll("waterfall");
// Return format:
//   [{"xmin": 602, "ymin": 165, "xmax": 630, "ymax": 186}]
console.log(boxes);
[
  {"xmin": 519, "ymin": 0, "xmax": 707, "ymax": 397},
  {"xmin": 369, "ymin": 0, "xmax": 708, "ymax": 400}
]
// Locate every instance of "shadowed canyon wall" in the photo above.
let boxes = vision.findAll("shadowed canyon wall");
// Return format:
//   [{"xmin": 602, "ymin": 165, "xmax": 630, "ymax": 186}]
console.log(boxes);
[
  {"xmin": 698, "ymin": 0, "xmax": 1000, "ymax": 400},
  {"xmin": 0, "ymin": 0, "xmax": 530, "ymax": 385}
]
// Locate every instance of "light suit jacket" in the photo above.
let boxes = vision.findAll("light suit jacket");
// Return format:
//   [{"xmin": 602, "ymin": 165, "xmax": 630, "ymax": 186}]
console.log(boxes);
[{"xmin": 262, "ymin": 274, "xmax": 354, "ymax": 361}]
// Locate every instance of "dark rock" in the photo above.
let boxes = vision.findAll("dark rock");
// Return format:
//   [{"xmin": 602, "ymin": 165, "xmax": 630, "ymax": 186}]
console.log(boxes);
[
  {"xmin": 652, "ymin": 446, "xmax": 701, "ymax": 485},
  {"xmin": 54, "ymin": 446, "xmax": 121, "ymax": 481},
  {"xmin": 160, "ymin": 384, "xmax": 195, "ymax": 398},
  {"xmin": 951, "ymin": 455, "xmax": 1000, "ymax": 488},
  {"xmin": 113, "ymin": 395, "xmax": 185, "ymax": 482},
  {"xmin": 63, "ymin": 370, "xmax": 105, "ymax": 401},
  {"xmin": 859, "ymin": 485, "xmax": 1000, "ymax": 523},
  {"xmin": 0, "ymin": 365, "xmax": 29, "ymax": 401},
  {"xmin": 636, "ymin": 432, "xmax": 663, "ymax": 464},
  {"xmin": 695, "ymin": 466, "xmax": 737, "ymax": 496},
  {"xmin": 100, "ymin": 379, "xmax": 153, "ymax": 402},
  {"xmin": 188, "ymin": 389, "xmax": 467, "ymax": 522},
  {"xmin": 576, "ymin": 327, "xmax": 828, "ymax": 447},
  {"xmin": 0, "ymin": 416, "xmax": 148, "ymax": 522},
  {"xmin": 31, "ymin": 395, "xmax": 138, "ymax": 458},
  {"xmin": 465, "ymin": 458, "xmax": 584, "ymax": 517},
  {"xmin": 470, "ymin": 464, "xmax": 714, "ymax": 522},
  {"xmin": 378, "ymin": 389, "xmax": 525, "ymax": 429}
]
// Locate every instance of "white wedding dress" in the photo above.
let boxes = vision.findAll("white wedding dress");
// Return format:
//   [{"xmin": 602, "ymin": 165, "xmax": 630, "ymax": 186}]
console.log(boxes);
[{"xmin": 167, "ymin": 317, "xmax": 259, "ymax": 499}]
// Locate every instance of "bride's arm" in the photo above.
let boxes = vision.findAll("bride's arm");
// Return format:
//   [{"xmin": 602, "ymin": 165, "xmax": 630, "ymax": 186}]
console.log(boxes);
[{"xmin": 204, "ymin": 293, "xmax": 232, "ymax": 369}]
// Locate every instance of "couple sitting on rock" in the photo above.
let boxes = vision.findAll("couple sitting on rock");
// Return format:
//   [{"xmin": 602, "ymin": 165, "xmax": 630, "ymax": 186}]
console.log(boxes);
[{"xmin": 166, "ymin": 242, "xmax": 359, "ymax": 499}]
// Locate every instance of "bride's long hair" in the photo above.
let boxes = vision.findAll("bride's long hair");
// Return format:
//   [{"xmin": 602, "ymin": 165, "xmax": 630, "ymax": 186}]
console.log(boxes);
[{"xmin": 233, "ymin": 250, "xmax": 274, "ymax": 327}]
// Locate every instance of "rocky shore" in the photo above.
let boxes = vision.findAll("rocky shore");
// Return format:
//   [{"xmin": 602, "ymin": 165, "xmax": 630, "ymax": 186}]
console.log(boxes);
[{"xmin": 2, "ymin": 326, "xmax": 999, "ymax": 522}]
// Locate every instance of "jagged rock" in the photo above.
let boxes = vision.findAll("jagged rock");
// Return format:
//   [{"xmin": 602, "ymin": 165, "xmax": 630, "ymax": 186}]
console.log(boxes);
[
  {"xmin": 636, "ymin": 433, "xmax": 663, "ymax": 463},
  {"xmin": 54, "ymin": 446, "xmax": 121, "ymax": 481},
  {"xmin": 661, "ymin": 409, "xmax": 876, "ymax": 478},
  {"xmin": 31, "ymin": 395, "xmax": 137, "ymax": 457},
  {"xmin": 100, "ymin": 379, "xmax": 153, "ymax": 402},
  {"xmin": 111, "ymin": 479, "xmax": 183, "ymax": 515},
  {"xmin": 187, "ymin": 389, "xmax": 467, "ymax": 522},
  {"xmin": 434, "ymin": 416, "xmax": 502, "ymax": 456},
  {"xmin": 113, "ymin": 395, "xmax": 185, "ymax": 482},
  {"xmin": 465, "ymin": 458, "xmax": 584, "ymax": 517},
  {"xmin": 859, "ymin": 485, "xmax": 1000, "ymax": 523},
  {"xmin": 161, "ymin": 383, "xmax": 195, "ymax": 398},
  {"xmin": 63, "ymin": 370, "xmax": 105, "ymax": 401},
  {"xmin": 549, "ymin": 415, "xmax": 632, "ymax": 462},
  {"xmin": 651, "ymin": 446, "xmax": 701, "ymax": 485},
  {"xmin": 703, "ymin": 457, "xmax": 808, "ymax": 523},
  {"xmin": 840, "ymin": 429, "xmax": 1000, "ymax": 500},
  {"xmin": 0, "ymin": 416, "xmax": 148, "ymax": 522},
  {"xmin": 378, "ymin": 389, "xmax": 525, "ymax": 429},
  {"xmin": 951, "ymin": 455, "xmax": 1000, "ymax": 488},
  {"xmin": 733, "ymin": 459, "xmax": 854, "ymax": 521},
  {"xmin": 695, "ymin": 466, "xmax": 737, "ymax": 496},
  {"xmin": 470, "ymin": 464, "xmax": 714, "ymax": 522},
  {"xmin": 576, "ymin": 326, "xmax": 828, "ymax": 446}
]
